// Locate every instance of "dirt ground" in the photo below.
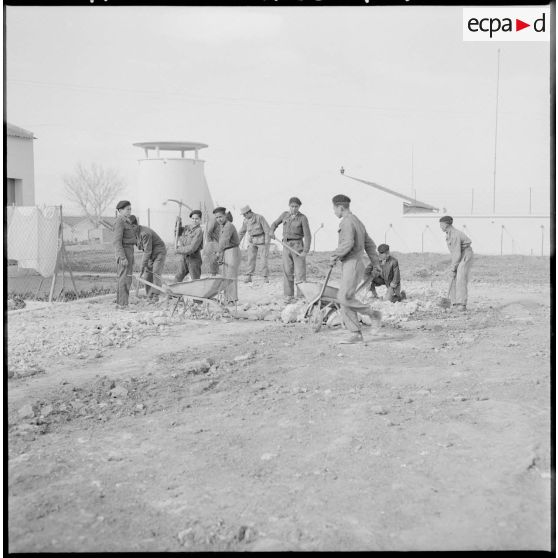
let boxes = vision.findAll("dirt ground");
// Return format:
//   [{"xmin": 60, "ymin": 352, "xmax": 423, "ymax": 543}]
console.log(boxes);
[{"xmin": 7, "ymin": 254, "xmax": 552, "ymax": 551}]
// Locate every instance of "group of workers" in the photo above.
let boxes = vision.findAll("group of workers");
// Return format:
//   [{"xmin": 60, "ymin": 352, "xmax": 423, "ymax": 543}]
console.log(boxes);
[{"xmin": 113, "ymin": 197, "xmax": 473, "ymax": 343}]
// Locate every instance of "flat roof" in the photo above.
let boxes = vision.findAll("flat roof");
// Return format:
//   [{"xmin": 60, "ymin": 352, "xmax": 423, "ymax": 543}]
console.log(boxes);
[{"xmin": 133, "ymin": 141, "xmax": 208, "ymax": 151}]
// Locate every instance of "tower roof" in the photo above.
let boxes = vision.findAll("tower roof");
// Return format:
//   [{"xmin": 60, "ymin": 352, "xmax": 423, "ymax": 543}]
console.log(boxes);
[{"xmin": 133, "ymin": 141, "xmax": 208, "ymax": 152}]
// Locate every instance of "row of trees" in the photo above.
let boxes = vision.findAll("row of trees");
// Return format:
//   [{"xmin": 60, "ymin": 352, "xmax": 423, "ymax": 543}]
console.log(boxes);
[{"xmin": 63, "ymin": 162, "xmax": 125, "ymax": 226}]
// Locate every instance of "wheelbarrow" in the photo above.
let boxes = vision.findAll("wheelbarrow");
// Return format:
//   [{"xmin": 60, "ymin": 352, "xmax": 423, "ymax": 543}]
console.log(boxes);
[
  {"xmin": 298, "ymin": 268, "xmax": 379, "ymax": 333},
  {"xmin": 131, "ymin": 273, "xmax": 235, "ymax": 316}
]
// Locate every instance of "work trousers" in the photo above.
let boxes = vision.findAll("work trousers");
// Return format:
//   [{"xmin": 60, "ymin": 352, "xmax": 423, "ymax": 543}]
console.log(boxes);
[
  {"xmin": 222, "ymin": 246, "xmax": 240, "ymax": 303},
  {"xmin": 175, "ymin": 253, "xmax": 202, "ymax": 282},
  {"xmin": 246, "ymin": 240, "xmax": 269, "ymax": 277},
  {"xmin": 282, "ymin": 239, "xmax": 306, "ymax": 297},
  {"xmin": 143, "ymin": 250, "xmax": 167, "ymax": 298},
  {"xmin": 371, "ymin": 275, "xmax": 402, "ymax": 302},
  {"xmin": 338, "ymin": 257, "xmax": 374, "ymax": 333},
  {"xmin": 449, "ymin": 246, "xmax": 474, "ymax": 306},
  {"xmin": 116, "ymin": 245, "xmax": 134, "ymax": 307},
  {"xmin": 204, "ymin": 241, "xmax": 220, "ymax": 275}
]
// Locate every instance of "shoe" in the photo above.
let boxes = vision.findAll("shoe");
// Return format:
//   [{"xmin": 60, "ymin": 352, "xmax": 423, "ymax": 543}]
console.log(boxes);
[
  {"xmin": 453, "ymin": 304, "xmax": 467, "ymax": 312},
  {"xmin": 339, "ymin": 332, "xmax": 364, "ymax": 344},
  {"xmin": 244, "ymin": 275, "xmax": 252, "ymax": 283},
  {"xmin": 400, "ymin": 290, "xmax": 407, "ymax": 301}
]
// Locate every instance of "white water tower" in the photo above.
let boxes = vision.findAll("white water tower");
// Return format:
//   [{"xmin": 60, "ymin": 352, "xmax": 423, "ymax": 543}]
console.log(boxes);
[{"xmin": 133, "ymin": 141, "xmax": 215, "ymax": 242}]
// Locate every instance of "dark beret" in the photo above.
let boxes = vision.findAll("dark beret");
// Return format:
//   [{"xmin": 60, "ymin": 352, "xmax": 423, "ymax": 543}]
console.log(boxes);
[
  {"xmin": 128, "ymin": 215, "xmax": 138, "ymax": 226},
  {"xmin": 213, "ymin": 206, "xmax": 227, "ymax": 215},
  {"xmin": 116, "ymin": 200, "xmax": 131, "ymax": 210},
  {"xmin": 377, "ymin": 244, "xmax": 389, "ymax": 254},
  {"xmin": 332, "ymin": 194, "xmax": 351, "ymax": 204},
  {"xmin": 439, "ymin": 215, "xmax": 453, "ymax": 225},
  {"xmin": 189, "ymin": 210, "xmax": 202, "ymax": 218},
  {"xmin": 288, "ymin": 197, "xmax": 302, "ymax": 206}
]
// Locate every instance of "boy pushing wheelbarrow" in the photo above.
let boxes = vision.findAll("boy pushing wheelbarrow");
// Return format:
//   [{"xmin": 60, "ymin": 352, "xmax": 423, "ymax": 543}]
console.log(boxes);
[{"xmin": 320, "ymin": 194, "xmax": 383, "ymax": 344}]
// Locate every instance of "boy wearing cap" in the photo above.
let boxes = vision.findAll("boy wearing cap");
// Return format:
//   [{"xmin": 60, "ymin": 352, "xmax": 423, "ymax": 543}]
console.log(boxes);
[
  {"xmin": 330, "ymin": 194, "xmax": 382, "ymax": 344},
  {"xmin": 175, "ymin": 210, "xmax": 204, "ymax": 282},
  {"xmin": 238, "ymin": 205, "xmax": 271, "ymax": 283},
  {"xmin": 113, "ymin": 200, "xmax": 136, "ymax": 308},
  {"xmin": 366, "ymin": 244, "xmax": 406, "ymax": 303},
  {"xmin": 214, "ymin": 207, "xmax": 241, "ymax": 304},
  {"xmin": 439, "ymin": 215, "xmax": 473, "ymax": 311},
  {"xmin": 129, "ymin": 216, "xmax": 167, "ymax": 301},
  {"xmin": 270, "ymin": 197, "xmax": 311, "ymax": 302}
]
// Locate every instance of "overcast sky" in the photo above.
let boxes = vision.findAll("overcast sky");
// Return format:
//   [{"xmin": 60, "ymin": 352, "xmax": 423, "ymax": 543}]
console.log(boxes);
[{"xmin": 6, "ymin": 5, "xmax": 551, "ymax": 242}]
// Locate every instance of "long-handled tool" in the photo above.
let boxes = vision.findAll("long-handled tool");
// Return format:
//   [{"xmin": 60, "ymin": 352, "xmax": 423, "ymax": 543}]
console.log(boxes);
[
  {"xmin": 438, "ymin": 275, "xmax": 455, "ymax": 309},
  {"xmin": 274, "ymin": 238, "xmax": 304, "ymax": 257}
]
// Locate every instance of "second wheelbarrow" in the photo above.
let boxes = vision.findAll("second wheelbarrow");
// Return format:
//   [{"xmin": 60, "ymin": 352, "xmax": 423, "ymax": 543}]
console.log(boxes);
[{"xmin": 132, "ymin": 274, "xmax": 235, "ymax": 316}]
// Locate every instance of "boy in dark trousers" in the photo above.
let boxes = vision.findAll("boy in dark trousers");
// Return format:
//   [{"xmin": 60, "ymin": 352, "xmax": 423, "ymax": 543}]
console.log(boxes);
[{"xmin": 365, "ymin": 244, "xmax": 406, "ymax": 302}]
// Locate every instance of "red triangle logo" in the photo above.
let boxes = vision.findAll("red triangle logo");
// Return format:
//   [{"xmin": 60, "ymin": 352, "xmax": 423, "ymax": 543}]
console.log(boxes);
[{"xmin": 516, "ymin": 19, "xmax": 530, "ymax": 31}]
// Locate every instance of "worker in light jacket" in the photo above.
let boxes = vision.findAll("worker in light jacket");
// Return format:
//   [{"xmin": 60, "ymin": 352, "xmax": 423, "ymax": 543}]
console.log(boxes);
[
  {"xmin": 439, "ymin": 215, "xmax": 473, "ymax": 311},
  {"xmin": 270, "ymin": 197, "xmax": 311, "ymax": 303}
]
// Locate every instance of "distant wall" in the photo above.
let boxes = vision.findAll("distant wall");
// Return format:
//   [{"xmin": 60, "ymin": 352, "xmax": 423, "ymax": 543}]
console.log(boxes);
[{"xmin": 7, "ymin": 136, "xmax": 35, "ymax": 205}]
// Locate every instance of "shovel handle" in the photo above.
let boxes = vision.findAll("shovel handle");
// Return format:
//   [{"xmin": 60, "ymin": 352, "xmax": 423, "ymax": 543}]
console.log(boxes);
[{"xmin": 274, "ymin": 239, "xmax": 304, "ymax": 257}]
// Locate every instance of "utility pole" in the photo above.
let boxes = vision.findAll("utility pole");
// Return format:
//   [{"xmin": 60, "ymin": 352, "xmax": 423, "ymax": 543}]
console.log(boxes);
[
  {"xmin": 471, "ymin": 188, "xmax": 474, "ymax": 214},
  {"xmin": 529, "ymin": 188, "xmax": 532, "ymax": 215},
  {"xmin": 500, "ymin": 225, "xmax": 504, "ymax": 256},
  {"xmin": 492, "ymin": 49, "xmax": 501, "ymax": 214}
]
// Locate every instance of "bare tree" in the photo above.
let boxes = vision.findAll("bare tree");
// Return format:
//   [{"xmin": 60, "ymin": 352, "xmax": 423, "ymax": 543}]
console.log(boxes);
[{"xmin": 63, "ymin": 163, "xmax": 126, "ymax": 226}]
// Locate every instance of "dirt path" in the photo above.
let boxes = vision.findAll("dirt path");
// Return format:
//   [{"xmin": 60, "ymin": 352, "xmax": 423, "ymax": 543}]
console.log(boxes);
[{"xmin": 7, "ymin": 280, "xmax": 551, "ymax": 551}]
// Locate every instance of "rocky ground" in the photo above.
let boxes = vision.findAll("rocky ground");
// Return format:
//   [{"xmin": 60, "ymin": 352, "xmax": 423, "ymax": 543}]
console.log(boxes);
[{"xmin": 7, "ymin": 255, "xmax": 552, "ymax": 551}]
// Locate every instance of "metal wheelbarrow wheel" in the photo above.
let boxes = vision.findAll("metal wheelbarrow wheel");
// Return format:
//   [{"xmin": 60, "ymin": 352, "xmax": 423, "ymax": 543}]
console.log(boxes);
[{"xmin": 308, "ymin": 301, "xmax": 336, "ymax": 333}]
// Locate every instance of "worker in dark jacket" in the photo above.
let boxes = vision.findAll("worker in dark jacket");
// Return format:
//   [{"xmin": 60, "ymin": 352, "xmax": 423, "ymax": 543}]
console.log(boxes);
[
  {"xmin": 365, "ymin": 244, "xmax": 406, "ymax": 302},
  {"xmin": 270, "ymin": 197, "xmax": 311, "ymax": 303},
  {"xmin": 113, "ymin": 200, "xmax": 136, "ymax": 308},
  {"xmin": 214, "ymin": 206, "xmax": 240, "ymax": 304},
  {"xmin": 175, "ymin": 210, "xmax": 204, "ymax": 282},
  {"xmin": 129, "ymin": 215, "xmax": 167, "ymax": 301}
]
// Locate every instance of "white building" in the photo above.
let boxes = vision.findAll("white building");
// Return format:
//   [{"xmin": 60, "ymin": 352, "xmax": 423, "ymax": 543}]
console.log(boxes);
[
  {"xmin": 6, "ymin": 123, "xmax": 36, "ymax": 206},
  {"xmin": 132, "ymin": 141, "xmax": 215, "ymax": 242}
]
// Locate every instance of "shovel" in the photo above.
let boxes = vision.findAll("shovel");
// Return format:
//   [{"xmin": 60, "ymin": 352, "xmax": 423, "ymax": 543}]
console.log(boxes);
[
  {"xmin": 274, "ymin": 238, "xmax": 304, "ymax": 257},
  {"xmin": 438, "ymin": 275, "xmax": 455, "ymax": 309}
]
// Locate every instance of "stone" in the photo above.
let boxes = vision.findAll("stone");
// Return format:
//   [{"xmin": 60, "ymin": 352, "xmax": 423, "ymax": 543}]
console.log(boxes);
[
  {"xmin": 370, "ymin": 405, "xmax": 388, "ymax": 415},
  {"xmin": 234, "ymin": 354, "xmax": 252, "ymax": 363},
  {"xmin": 18, "ymin": 404, "xmax": 35, "ymax": 419},
  {"xmin": 260, "ymin": 452, "xmax": 276, "ymax": 461},
  {"xmin": 183, "ymin": 359, "xmax": 213, "ymax": 375},
  {"xmin": 110, "ymin": 386, "xmax": 129, "ymax": 398},
  {"xmin": 41, "ymin": 404, "xmax": 54, "ymax": 417}
]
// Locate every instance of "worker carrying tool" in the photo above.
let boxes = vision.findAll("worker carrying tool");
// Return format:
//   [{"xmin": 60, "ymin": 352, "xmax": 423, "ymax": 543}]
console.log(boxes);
[
  {"xmin": 129, "ymin": 215, "xmax": 167, "ymax": 302},
  {"xmin": 270, "ymin": 196, "xmax": 311, "ymax": 303},
  {"xmin": 238, "ymin": 205, "xmax": 271, "ymax": 284},
  {"xmin": 439, "ymin": 215, "xmax": 474, "ymax": 311},
  {"xmin": 365, "ymin": 243, "xmax": 406, "ymax": 302},
  {"xmin": 330, "ymin": 194, "xmax": 382, "ymax": 344},
  {"xmin": 175, "ymin": 210, "xmax": 204, "ymax": 282}
]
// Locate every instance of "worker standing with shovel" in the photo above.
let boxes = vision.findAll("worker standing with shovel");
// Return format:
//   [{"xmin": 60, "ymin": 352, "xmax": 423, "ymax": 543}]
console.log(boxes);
[
  {"xmin": 439, "ymin": 215, "xmax": 474, "ymax": 311},
  {"xmin": 330, "ymin": 194, "xmax": 382, "ymax": 344},
  {"xmin": 270, "ymin": 197, "xmax": 311, "ymax": 304}
]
